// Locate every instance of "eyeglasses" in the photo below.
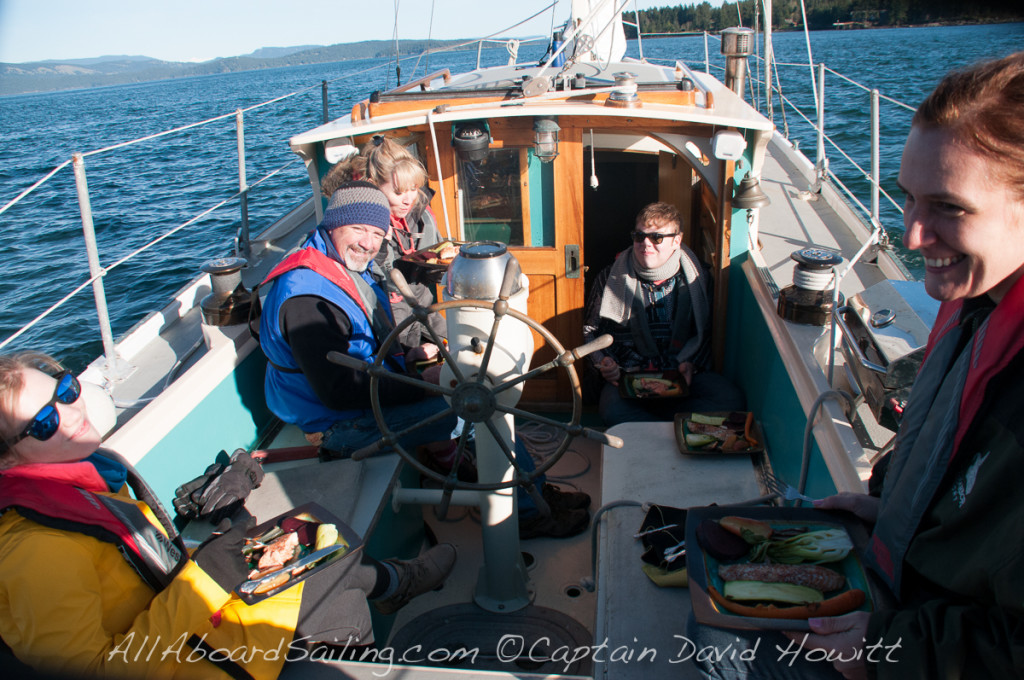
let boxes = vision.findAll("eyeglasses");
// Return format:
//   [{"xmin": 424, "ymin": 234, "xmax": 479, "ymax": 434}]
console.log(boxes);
[
  {"xmin": 630, "ymin": 230, "xmax": 680, "ymax": 245},
  {"xmin": 6, "ymin": 371, "xmax": 81, "ymax": 447}
]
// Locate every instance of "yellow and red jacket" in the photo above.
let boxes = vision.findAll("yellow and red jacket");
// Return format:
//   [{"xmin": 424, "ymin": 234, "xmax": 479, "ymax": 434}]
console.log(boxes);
[{"xmin": 0, "ymin": 458, "xmax": 303, "ymax": 679}]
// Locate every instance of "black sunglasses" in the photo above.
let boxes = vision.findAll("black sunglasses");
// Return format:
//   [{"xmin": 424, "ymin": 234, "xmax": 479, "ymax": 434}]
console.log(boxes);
[
  {"xmin": 6, "ymin": 371, "xmax": 82, "ymax": 447},
  {"xmin": 630, "ymin": 230, "xmax": 679, "ymax": 245}
]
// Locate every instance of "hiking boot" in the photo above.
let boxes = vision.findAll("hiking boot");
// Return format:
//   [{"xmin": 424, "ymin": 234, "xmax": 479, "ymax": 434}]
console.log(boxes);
[
  {"xmin": 519, "ymin": 507, "xmax": 590, "ymax": 540},
  {"xmin": 374, "ymin": 543, "xmax": 457, "ymax": 615},
  {"xmin": 542, "ymin": 483, "xmax": 591, "ymax": 511}
]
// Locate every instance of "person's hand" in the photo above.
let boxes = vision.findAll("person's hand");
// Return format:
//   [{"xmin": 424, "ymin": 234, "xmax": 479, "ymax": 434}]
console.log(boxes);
[
  {"xmin": 421, "ymin": 363, "xmax": 444, "ymax": 385},
  {"xmin": 598, "ymin": 356, "xmax": 620, "ymax": 385},
  {"xmin": 173, "ymin": 463, "xmax": 225, "ymax": 520},
  {"xmin": 191, "ymin": 513, "xmax": 256, "ymax": 592},
  {"xmin": 406, "ymin": 343, "xmax": 439, "ymax": 363},
  {"xmin": 814, "ymin": 492, "xmax": 879, "ymax": 524},
  {"xmin": 195, "ymin": 449, "xmax": 264, "ymax": 523},
  {"xmin": 678, "ymin": 361, "xmax": 695, "ymax": 386},
  {"xmin": 782, "ymin": 611, "xmax": 871, "ymax": 679}
]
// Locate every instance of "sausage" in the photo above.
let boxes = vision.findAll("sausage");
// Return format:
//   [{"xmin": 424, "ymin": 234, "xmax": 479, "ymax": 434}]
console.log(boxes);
[
  {"xmin": 719, "ymin": 563, "xmax": 846, "ymax": 592},
  {"xmin": 708, "ymin": 585, "xmax": 866, "ymax": 620},
  {"xmin": 687, "ymin": 421, "xmax": 733, "ymax": 438}
]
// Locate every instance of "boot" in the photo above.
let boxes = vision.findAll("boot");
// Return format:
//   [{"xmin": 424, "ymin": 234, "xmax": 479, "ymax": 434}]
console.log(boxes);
[
  {"xmin": 374, "ymin": 543, "xmax": 457, "ymax": 615},
  {"xmin": 542, "ymin": 483, "xmax": 591, "ymax": 510},
  {"xmin": 518, "ymin": 507, "xmax": 590, "ymax": 540}
]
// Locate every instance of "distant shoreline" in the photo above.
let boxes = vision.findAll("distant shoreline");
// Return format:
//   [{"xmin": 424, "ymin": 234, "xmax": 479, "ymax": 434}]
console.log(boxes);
[{"xmin": 3, "ymin": 21, "xmax": 1020, "ymax": 97}]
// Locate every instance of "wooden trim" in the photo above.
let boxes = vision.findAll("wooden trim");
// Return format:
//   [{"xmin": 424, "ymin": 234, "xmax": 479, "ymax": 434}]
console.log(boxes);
[
  {"xmin": 385, "ymin": 69, "xmax": 451, "ymax": 94},
  {"xmin": 359, "ymin": 90, "xmax": 698, "ymax": 119},
  {"xmin": 712, "ymin": 160, "xmax": 735, "ymax": 371},
  {"xmin": 422, "ymin": 122, "xmax": 461, "ymax": 241},
  {"xmin": 519, "ymin": 148, "xmax": 532, "ymax": 245}
]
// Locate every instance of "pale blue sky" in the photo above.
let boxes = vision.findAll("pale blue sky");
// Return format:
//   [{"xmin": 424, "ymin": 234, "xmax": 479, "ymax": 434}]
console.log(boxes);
[{"xmin": 0, "ymin": 0, "xmax": 724, "ymax": 64}]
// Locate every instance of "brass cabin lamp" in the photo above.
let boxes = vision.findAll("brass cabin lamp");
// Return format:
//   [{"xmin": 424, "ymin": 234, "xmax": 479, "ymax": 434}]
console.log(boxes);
[{"xmin": 532, "ymin": 116, "xmax": 560, "ymax": 163}]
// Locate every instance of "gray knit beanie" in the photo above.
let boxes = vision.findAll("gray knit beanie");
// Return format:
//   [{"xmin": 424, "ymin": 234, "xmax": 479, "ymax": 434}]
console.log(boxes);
[{"xmin": 321, "ymin": 180, "xmax": 391, "ymax": 232}]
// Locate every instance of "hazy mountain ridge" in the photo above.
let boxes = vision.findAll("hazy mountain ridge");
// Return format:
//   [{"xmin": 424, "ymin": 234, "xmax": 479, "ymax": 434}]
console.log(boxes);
[{"xmin": 0, "ymin": 39, "xmax": 462, "ymax": 96}]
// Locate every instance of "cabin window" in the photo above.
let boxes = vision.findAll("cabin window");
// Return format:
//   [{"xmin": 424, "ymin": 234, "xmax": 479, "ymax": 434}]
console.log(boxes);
[{"xmin": 457, "ymin": 148, "xmax": 554, "ymax": 247}]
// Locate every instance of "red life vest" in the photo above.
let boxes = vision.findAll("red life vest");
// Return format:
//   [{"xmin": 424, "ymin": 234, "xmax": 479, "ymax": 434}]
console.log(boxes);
[{"xmin": 0, "ymin": 470, "xmax": 185, "ymax": 592}]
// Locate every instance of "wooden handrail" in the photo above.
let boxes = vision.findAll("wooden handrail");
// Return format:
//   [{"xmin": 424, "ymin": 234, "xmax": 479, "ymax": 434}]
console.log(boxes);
[{"xmin": 386, "ymin": 69, "xmax": 452, "ymax": 94}]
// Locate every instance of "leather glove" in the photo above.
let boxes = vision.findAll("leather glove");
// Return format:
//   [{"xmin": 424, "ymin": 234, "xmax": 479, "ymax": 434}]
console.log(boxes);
[
  {"xmin": 191, "ymin": 514, "xmax": 256, "ymax": 592},
  {"xmin": 196, "ymin": 449, "xmax": 265, "ymax": 524},
  {"xmin": 173, "ymin": 463, "xmax": 225, "ymax": 520}
]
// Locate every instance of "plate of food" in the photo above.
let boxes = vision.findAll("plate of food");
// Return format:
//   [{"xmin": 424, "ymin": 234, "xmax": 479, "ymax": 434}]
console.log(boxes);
[
  {"xmin": 395, "ymin": 241, "xmax": 462, "ymax": 284},
  {"xmin": 237, "ymin": 502, "xmax": 362, "ymax": 604},
  {"xmin": 619, "ymin": 370, "xmax": 688, "ymax": 399},
  {"xmin": 402, "ymin": 240, "xmax": 461, "ymax": 269},
  {"xmin": 685, "ymin": 505, "xmax": 880, "ymax": 631},
  {"xmin": 674, "ymin": 411, "xmax": 764, "ymax": 455}
]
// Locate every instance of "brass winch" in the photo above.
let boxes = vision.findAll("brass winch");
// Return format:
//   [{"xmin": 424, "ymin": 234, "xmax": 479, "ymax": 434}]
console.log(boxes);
[{"xmin": 199, "ymin": 257, "xmax": 251, "ymax": 327}]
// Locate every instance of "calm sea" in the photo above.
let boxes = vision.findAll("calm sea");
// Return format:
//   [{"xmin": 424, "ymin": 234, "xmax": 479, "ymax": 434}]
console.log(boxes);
[{"xmin": 1, "ymin": 23, "xmax": 1022, "ymax": 370}]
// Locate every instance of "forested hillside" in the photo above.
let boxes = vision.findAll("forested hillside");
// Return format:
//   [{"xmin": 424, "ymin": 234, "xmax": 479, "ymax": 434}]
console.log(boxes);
[{"xmin": 629, "ymin": 0, "xmax": 1021, "ymax": 35}]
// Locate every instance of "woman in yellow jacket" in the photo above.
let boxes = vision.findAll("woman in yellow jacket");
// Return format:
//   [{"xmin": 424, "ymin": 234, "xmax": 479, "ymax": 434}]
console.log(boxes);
[{"xmin": 0, "ymin": 351, "xmax": 456, "ymax": 678}]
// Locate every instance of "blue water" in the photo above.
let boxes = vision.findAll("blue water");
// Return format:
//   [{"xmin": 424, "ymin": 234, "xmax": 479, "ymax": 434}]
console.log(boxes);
[{"xmin": 1, "ymin": 24, "xmax": 1022, "ymax": 371}]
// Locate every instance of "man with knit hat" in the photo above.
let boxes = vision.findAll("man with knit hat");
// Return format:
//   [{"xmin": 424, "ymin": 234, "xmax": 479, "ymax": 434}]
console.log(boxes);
[
  {"xmin": 259, "ymin": 180, "xmax": 445, "ymax": 449},
  {"xmin": 259, "ymin": 181, "xmax": 589, "ymax": 539},
  {"xmin": 583, "ymin": 202, "xmax": 744, "ymax": 425}
]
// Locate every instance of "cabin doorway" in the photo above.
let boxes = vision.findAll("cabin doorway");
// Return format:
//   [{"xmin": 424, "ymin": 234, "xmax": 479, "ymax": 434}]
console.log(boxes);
[
  {"xmin": 578, "ymin": 150, "xmax": 658, "ymax": 403},
  {"xmin": 582, "ymin": 150, "xmax": 659, "ymax": 295}
]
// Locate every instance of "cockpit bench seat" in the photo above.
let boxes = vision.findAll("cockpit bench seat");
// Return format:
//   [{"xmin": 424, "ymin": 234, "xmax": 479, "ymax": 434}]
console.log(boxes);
[{"xmin": 596, "ymin": 420, "xmax": 763, "ymax": 679}]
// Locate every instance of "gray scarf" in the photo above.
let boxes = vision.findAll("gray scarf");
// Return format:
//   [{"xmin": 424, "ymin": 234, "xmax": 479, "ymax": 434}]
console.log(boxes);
[
  {"xmin": 630, "ymin": 249, "xmax": 682, "ymax": 282},
  {"xmin": 597, "ymin": 245, "xmax": 710, "ymax": 365},
  {"xmin": 346, "ymin": 263, "xmax": 397, "ymax": 347}
]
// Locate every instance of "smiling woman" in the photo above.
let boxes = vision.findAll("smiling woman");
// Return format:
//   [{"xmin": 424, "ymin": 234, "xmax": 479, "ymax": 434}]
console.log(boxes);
[
  {"xmin": 0, "ymin": 349, "xmax": 456, "ymax": 677},
  {"xmin": 687, "ymin": 51, "xmax": 1024, "ymax": 680},
  {"xmin": 0, "ymin": 353, "xmax": 100, "ymax": 469},
  {"xmin": 897, "ymin": 53, "xmax": 1024, "ymax": 304}
]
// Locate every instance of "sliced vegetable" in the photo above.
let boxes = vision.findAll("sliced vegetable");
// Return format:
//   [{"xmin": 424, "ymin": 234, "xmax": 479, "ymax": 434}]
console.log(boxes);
[
  {"xmin": 685, "ymin": 433, "xmax": 718, "ymax": 448},
  {"xmin": 709, "ymin": 585, "xmax": 866, "ymax": 620},
  {"xmin": 723, "ymin": 580, "xmax": 824, "ymax": 604},
  {"xmin": 744, "ymin": 411, "xmax": 759, "ymax": 447},
  {"xmin": 697, "ymin": 518, "xmax": 751, "ymax": 561},
  {"xmin": 690, "ymin": 413, "xmax": 727, "ymax": 426},
  {"xmin": 749, "ymin": 528, "xmax": 853, "ymax": 564},
  {"xmin": 315, "ymin": 523, "xmax": 340, "ymax": 550},
  {"xmin": 720, "ymin": 516, "xmax": 773, "ymax": 544}
]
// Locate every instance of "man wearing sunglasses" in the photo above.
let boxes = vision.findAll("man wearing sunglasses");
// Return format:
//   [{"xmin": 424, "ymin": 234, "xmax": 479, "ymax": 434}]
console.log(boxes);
[{"xmin": 583, "ymin": 202, "xmax": 744, "ymax": 425}]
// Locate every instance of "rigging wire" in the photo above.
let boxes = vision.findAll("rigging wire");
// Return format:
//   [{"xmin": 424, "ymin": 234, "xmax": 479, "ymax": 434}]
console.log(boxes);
[
  {"xmin": 798, "ymin": 0, "xmax": 818, "ymax": 124},
  {"xmin": 425, "ymin": 0, "xmax": 436, "ymax": 76},
  {"xmin": 548, "ymin": 0, "xmax": 558, "ymax": 54},
  {"xmin": 406, "ymin": 3, "xmax": 555, "ymax": 80},
  {"xmin": 754, "ymin": 0, "xmax": 761, "ymax": 109},
  {"xmin": 389, "ymin": 0, "xmax": 401, "ymax": 89}
]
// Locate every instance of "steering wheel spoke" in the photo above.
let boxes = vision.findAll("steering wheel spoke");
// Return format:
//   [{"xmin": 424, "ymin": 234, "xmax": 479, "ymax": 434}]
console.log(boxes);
[{"xmin": 350, "ymin": 278, "xmax": 621, "ymax": 494}]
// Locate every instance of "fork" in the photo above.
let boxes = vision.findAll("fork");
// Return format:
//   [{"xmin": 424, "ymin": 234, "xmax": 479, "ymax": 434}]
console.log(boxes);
[
  {"xmin": 763, "ymin": 473, "xmax": 819, "ymax": 504},
  {"xmin": 780, "ymin": 486, "xmax": 819, "ymax": 503}
]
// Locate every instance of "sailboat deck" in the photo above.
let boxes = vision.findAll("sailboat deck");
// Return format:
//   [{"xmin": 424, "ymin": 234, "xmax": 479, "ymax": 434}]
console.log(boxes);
[{"xmin": 251, "ymin": 414, "xmax": 764, "ymax": 678}]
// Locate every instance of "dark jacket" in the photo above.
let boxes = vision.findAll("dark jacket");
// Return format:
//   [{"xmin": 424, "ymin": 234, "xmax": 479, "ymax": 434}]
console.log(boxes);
[{"xmin": 866, "ymin": 287, "xmax": 1024, "ymax": 679}]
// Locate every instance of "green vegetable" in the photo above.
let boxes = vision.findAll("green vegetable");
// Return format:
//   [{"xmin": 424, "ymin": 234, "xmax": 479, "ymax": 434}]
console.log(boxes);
[
  {"xmin": 749, "ymin": 529, "xmax": 853, "ymax": 564},
  {"xmin": 685, "ymin": 433, "xmax": 718, "ymax": 448},
  {"xmin": 690, "ymin": 413, "xmax": 727, "ymax": 426},
  {"xmin": 723, "ymin": 580, "xmax": 823, "ymax": 604}
]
